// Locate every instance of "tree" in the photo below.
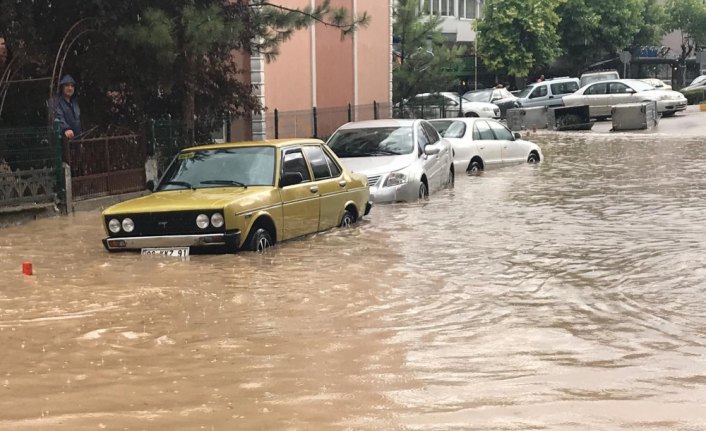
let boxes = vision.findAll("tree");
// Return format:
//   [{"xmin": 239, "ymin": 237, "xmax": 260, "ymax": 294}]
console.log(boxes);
[
  {"xmin": 0, "ymin": 0, "xmax": 368, "ymax": 138},
  {"xmin": 557, "ymin": 0, "xmax": 644, "ymax": 74},
  {"xmin": 630, "ymin": 0, "xmax": 666, "ymax": 50},
  {"xmin": 475, "ymin": 0, "xmax": 563, "ymax": 81},
  {"xmin": 664, "ymin": 0, "xmax": 706, "ymax": 85},
  {"xmin": 393, "ymin": 0, "xmax": 463, "ymax": 103}
]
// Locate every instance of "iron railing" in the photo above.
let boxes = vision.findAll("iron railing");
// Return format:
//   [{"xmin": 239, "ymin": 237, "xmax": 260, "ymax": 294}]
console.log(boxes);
[
  {"xmin": 269, "ymin": 102, "xmax": 393, "ymax": 140},
  {"xmin": 66, "ymin": 133, "xmax": 146, "ymax": 201},
  {"xmin": 0, "ymin": 125, "xmax": 62, "ymax": 208}
]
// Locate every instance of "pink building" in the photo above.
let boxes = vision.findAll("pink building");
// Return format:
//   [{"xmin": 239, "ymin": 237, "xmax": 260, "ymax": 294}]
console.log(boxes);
[{"xmin": 232, "ymin": 1, "xmax": 393, "ymax": 141}]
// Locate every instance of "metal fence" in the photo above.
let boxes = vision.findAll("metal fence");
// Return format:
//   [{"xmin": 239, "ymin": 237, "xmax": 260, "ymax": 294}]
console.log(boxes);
[
  {"xmin": 67, "ymin": 134, "xmax": 146, "ymax": 201},
  {"xmin": 151, "ymin": 117, "xmax": 188, "ymax": 174},
  {"xmin": 268, "ymin": 102, "xmax": 393, "ymax": 140},
  {"xmin": 0, "ymin": 126, "xmax": 61, "ymax": 208}
]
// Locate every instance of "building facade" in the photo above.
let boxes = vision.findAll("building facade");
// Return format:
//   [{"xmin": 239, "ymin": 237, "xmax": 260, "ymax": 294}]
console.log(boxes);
[
  {"xmin": 421, "ymin": 0, "xmax": 483, "ymax": 43},
  {"xmin": 232, "ymin": 0, "xmax": 393, "ymax": 141}
]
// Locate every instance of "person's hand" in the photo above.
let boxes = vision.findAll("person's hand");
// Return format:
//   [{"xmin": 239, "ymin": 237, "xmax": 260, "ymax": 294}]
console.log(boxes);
[{"xmin": 64, "ymin": 130, "xmax": 74, "ymax": 139}]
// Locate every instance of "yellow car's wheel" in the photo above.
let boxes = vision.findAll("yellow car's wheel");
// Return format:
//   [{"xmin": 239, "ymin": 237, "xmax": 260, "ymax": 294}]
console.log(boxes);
[
  {"xmin": 339, "ymin": 209, "xmax": 356, "ymax": 228},
  {"xmin": 246, "ymin": 228, "xmax": 273, "ymax": 253}
]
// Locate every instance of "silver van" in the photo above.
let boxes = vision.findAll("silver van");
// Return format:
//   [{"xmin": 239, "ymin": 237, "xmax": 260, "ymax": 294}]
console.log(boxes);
[{"xmin": 516, "ymin": 77, "xmax": 580, "ymax": 108}]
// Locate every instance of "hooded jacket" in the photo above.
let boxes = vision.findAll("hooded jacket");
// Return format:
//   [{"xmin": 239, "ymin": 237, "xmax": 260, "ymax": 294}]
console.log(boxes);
[{"xmin": 53, "ymin": 75, "xmax": 81, "ymax": 136}]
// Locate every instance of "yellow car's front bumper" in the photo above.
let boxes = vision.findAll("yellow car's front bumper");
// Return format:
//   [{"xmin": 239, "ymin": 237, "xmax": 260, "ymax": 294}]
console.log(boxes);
[{"xmin": 103, "ymin": 231, "xmax": 241, "ymax": 252}]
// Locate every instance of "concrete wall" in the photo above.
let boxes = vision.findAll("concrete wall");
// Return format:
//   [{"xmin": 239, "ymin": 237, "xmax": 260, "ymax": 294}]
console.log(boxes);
[
  {"xmin": 356, "ymin": 0, "xmax": 392, "ymax": 108},
  {"xmin": 264, "ymin": 0, "xmax": 315, "ymax": 112},
  {"xmin": 231, "ymin": 0, "xmax": 392, "ymax": 140}
]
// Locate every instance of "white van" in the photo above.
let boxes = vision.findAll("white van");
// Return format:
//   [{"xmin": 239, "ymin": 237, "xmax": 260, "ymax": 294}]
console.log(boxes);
[
  {"xmin": 579, "ymin": 70, "xmax": 620, "ymax": 87},
  {"xmin": 516, "ymin": 77, "xmax": 580, "ymax": 109}
]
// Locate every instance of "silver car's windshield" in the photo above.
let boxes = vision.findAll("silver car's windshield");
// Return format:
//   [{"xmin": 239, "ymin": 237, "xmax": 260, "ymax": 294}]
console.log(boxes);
[
  {"xmin": 158, "ymin": 146, "xmax": 276, "ymax": 191},
  {"xmin": 628, "ymin": 81, "xmax": 657, "ymax": 92},
  {"xmin": 430, "ymin": 120, "xmax": 466, "ymax": 138},
  {"xmin": 327, "ymin": 126, "xmax": 414, "ymax": 157},
  {"xmin": 690, "ymin": 75, "xmax": 706, "ymax": 87},
  {"xmin": 464, "ymin": 90, "xmax": 492, "ymax": 102},
  {"xmin": 517, "ymin": 85, "xmax": 534, "ymax": 98}
]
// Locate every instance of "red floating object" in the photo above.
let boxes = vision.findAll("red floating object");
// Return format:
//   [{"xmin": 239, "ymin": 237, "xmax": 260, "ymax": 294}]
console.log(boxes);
[{"xmin": 22, "ymin": 261, "xmax": 33, "ymax": 276}]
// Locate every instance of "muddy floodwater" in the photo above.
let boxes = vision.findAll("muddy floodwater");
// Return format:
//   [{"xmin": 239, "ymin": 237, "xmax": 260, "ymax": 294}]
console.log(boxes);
[{"xmin": 2, "ymin": 132, "xmax": 706, "ymax": 430}]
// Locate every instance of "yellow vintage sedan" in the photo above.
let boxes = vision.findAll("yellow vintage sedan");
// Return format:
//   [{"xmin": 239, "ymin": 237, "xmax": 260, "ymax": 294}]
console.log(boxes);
[{"xmin": 102, "ymin": 139, "xmax": 371, "ymax": 255}]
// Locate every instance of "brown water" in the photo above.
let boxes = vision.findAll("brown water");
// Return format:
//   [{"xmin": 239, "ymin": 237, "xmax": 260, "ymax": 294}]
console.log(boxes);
[{"xmin": 2, "ymin": 133, "xmax": 706, "ymax": 430}]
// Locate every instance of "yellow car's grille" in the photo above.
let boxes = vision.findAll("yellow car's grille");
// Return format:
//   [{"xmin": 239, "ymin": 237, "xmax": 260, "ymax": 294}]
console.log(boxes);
[{"xmin": 105, "ymin": 211, "xmax": 225, "ymax": 237}]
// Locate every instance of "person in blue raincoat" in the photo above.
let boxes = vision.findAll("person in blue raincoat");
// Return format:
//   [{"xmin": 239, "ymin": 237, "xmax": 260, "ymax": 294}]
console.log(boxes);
[{"xmin": 53, "ymin": 74, "xmax": 81, "ymax": 139}]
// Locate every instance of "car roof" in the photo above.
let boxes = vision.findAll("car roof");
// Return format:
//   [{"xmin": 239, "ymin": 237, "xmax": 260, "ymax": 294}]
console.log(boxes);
[
  {"xmin": 428, "ymin": 117, "xmax": 495, "ymax": 126},
  {"xmin": 185, "ymin": 138, "xmax": 324, "ymax": 151},
  {"xmin": 336, "ymin": 119, "xmax": 418, "ymax": 130},
  {"xmin": 412, "ymin": 92, "xmax": 460, "ymax": 98},
  {"xmin": 581, "ymin": 69, "xmax": 619, "ymax": 75},
  {"xmin": 584, "ymin": 79, "xmax": 646, "ymax": 85}
]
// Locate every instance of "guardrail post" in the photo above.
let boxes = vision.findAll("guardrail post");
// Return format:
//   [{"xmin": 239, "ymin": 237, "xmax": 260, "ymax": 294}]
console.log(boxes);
[
  {"xmin": 274, "ymin": 109, "xmax": 279, "ymax": 139},
  {"xmin": 374, "ymin": 101, "xmax": 379, "ymax": 120},
  {"xmin": 348, "ymin": 103, "xmax": 352, "ymax": 122},
  {"xmin": 312, "ymin": 107, "xmax": 318, "ymax": 138},
  {"xmin": 225, "ymin": 111, "xmax": 232, "ymax": 142},
  {"xmin": 52, "ymin": 119, "xmax": 68, "ymax": 214}
]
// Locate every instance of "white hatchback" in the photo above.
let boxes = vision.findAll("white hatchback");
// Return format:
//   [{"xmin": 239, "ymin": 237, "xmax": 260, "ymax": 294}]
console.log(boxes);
[{"xmin": 429, "ymin": 118, "xmax": 543, "ymax": 174}]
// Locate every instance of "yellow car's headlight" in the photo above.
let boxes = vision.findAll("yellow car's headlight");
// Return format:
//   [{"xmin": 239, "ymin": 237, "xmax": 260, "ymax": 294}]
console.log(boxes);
[
  {"xmin": 108, "ymin": 218, "xmax": 121, "ymax": 233},
  {"xmin": 211, "ymin": 213, "xmax": 224, "ymax": 228},
  {"xmin": 121, "ymin": 218, "xmax": 134, "ymax": 233},
  {"xmin": 196, "ymin": 214, "xmax": 210, "ymax": 229}
]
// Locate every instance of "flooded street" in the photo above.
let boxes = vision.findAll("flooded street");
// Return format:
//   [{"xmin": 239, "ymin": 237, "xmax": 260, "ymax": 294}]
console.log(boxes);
[{"xmin": 2, "ymin": 132, "xmax": 706, "ymax": 430}]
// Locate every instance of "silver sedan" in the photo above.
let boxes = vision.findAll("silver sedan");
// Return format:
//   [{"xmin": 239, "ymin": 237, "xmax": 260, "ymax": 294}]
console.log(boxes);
[{"xmin": 326, "ymin": 119, "xmax": 454, "ymax": 203}]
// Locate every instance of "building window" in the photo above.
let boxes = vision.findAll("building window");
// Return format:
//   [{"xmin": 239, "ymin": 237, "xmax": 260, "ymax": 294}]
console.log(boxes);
[
  {"xmin": 424, "ymin": 0, "xmax": 455, "ymax": 17},
  {"xmin": 459, "ymin": 0, "xmax": 480, "ymax": 19}
]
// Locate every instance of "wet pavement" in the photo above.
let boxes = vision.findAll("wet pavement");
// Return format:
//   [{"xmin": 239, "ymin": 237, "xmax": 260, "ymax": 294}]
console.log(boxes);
[{"xmin": 2, "ymin": 131, "xmax": 706, "ymax": 430}]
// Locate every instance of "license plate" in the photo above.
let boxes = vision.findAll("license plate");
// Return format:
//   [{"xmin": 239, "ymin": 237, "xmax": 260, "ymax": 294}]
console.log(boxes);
[{"xmin": 141, "ymin": 247, "xmax": 190, "ymax": 258}]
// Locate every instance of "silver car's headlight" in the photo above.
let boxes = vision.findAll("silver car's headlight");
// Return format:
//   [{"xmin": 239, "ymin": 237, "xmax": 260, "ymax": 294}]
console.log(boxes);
[
  {"xmin": 482, "ymin": 106, "xmax": 492, "ymax": 111},
  {"xmin": 196, "ymin": 214, "xmax": 210, "ymax": 229},
  {"xmin": 210, "ymin": 213, "xmax": 224, "ymax": 228},
  {"xmin": 384, "ymin": 171, "xmax": 408, "ymax": 187},
  {"xmin": 122, "ymin": 218, "xmax": 135, "ymax": 233},
  {"xmin": 108, "ymin": 218, "xmax": 121, "ymax": 233}
]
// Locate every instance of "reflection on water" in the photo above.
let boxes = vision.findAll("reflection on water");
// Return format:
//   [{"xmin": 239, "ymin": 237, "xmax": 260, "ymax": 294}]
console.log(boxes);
[{"xmin": 2, "ymin": 133, "xmax": 706, "ymax": 430}]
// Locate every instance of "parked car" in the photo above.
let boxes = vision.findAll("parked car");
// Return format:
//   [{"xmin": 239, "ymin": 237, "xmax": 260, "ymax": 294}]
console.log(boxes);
[
  {"xmin": 680, "ymin": 82, "xmax": 706, "ymax": 104},
  {"xmin": 688, "ymin": 75, "xmax": 706, "ymax": 87},
  {"xmin": 516, "ymin": 77, "xmax": 580, "ymax": 109},
  {"xmin": 402, "ymin": 92, "xmax": 500, "ymax": 119},
  {"xmin": 638, "ymin": 78, "xmax": 672, "ymax": 91},
  {"xmin": 579, "ymin": 70, "xmax": 620, "ymax": 87},
  {"xmin": 463, "ymin": 87, "xmax": 520, "ymax": 119},
  {"xmin": 102, "ymin": 139, "xmax": 371, "ymax": 254},
  {"xmin": 327, "ymin": 119, "xmax": 454, "ymax": 203},
  {"xmin": 429, "ymin": 118, "xmax": 542, "ymax": 174},
  {"xmin": 563, "ymin": 79, "xmax": 688, "ymax": 118}
]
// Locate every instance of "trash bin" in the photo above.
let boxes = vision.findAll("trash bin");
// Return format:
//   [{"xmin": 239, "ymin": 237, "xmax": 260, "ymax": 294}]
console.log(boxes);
[
  {"xmin": 547, "ymin": 105, "xmax": 593, "ymax": 131},
  {"xmin": 506, "ymin": 107, "xmax": 549, "ymax": 131},
  {"xmin": 611, "ymin": 101, "xmax": 658, "ymax": 131}
]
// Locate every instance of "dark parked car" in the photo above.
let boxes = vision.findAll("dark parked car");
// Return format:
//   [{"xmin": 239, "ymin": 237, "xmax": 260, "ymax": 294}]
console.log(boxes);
[{"xmin": 463, "ymin": 88, "xmax": 519, "ymax": 119}]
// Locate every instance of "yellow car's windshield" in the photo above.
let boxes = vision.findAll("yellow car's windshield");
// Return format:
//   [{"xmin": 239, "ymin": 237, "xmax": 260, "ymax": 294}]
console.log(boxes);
[{"xmin": 158, "ymin": 146, "xmax": 276, "ymax": 191}]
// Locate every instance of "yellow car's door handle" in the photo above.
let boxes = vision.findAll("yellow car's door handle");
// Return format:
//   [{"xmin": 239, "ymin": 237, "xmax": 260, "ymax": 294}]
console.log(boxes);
[
  {"xmin": 310, "ymin": 186, "xmax": 319, "ymax": 193},
  {"xmin": 338, "ymin": 180, "xmax": 347, "ymax": 187}
]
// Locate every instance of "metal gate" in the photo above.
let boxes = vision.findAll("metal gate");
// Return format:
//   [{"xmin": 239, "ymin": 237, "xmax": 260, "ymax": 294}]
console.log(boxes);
[{"xmin": 67, "ymin": 134, "xmax": 146, "ymax": 201}]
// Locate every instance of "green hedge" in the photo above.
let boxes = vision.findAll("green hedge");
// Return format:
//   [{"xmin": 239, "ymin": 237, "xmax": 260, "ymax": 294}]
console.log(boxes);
[{"xmin": 682, "ymin": 88, "xmax": 706, "ymax": 105}]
